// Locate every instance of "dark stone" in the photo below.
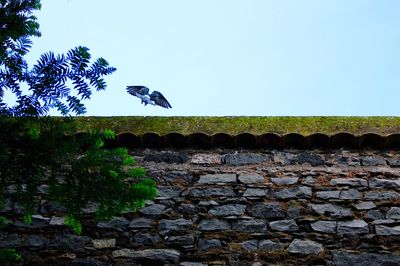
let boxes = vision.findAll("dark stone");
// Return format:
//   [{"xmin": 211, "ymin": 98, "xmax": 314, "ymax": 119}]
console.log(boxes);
[
  {"xmin": 198, "ymin": 239, "xmax": 222, "ymax": 251},
  {"xmin": 133, "ymin": 232, "xmax": 161, "ymax": 245},
  {"xmin": 274, "ymin": 186, "xmax": 312, "ymax": 199},
  {"xmin": 49, "ymin": 234, "xmax": 90, "ymax": 251},
  {"xmin": 222, "ymin": 153, "xmax": 270, "ymax": 166},
  {"xmin": 40, "ymin": 201, "xmax": 67, "ymax": 214},
  {"xmin": 112, "ymin": 248, "xmax": 180, "ymax": 264},
  {"xmin": 208, "ymin": 204, "xmax": 246, "ymax": 217},
  {"xmin": 198, "ymin": 219, "xmax": 230, "ymax": 231},
  {"xmin": 240, "ymin": 240, "xmax": 258, "ymax": 251},
  {"xmin": 178, "ymin": 204, "xmax": 198, "ymax": 215},
  {"xmin": 157, "ymin": 186, "xmax": 183, "ymax": 199},
  {"xmin": 361, "ymin": 156, "xmax": 387, "ymax": 166},
  {"xmin": 97, "ymin": 217, "xmax": 129, "ymax": 231},
  {"xmin": 23, "ymin": 235, "xmax": 47, "ymax": 248},
  {"xmin": 48, "ymin": 259, "xmax": 110, "ymax": 266},
  {"xmin": 364, "ymin": 191, "xmax": 400, "ymax": 201},
  {"xmin": 340, "ymin": 189, "xmax": 362, "ymax": 200},
  {"xmin": 14, "ymin": 214, "xmax": 50, "ymax": 228},
  {"xmin": 144, "ymin": 151, "xmax": 189, "ymax": 164},
  {"xmin": 166, "ymin": 235, "xmax": 195, "ymax": 247},
  {"xmin": 331, "ymin": 252, "xmax": 400, "ymax": 266},
  {"xmin": 187, "ymin": 187, "xmax": 236, "ymax": 197},
  {"xmin": 129, "ymin": 217, "xmax": 154, "ymax": 229},
  {"xmin": 269, "ymin": 219, "xmax": 298, "ymax": 232},
  {"xmin": 316, "ymin": 190, "xmax": 340, "ymax": 199},
  {"xmin": 369, "ymin": 178, "xmax": 400, "ymax": 188},
  {"xmin": 139, "ymin": 204, "xmax": 167, "ymax": 216},
  {"xmin": 232, "ymin": 219, "xmax": 267, "ymax": 232},
  {"xmin": 158, "ymin": 218, "xmax": 192, "ymax": 233},
  {"xmin": 259, "ymin": 240, "xmax": 284, "ymax": 251},
  {"xmin": 387, "ymin": 158, "xmax": 400, "ymax": 167},
  {"xmin": 309, "ymin": 203, "xmax": 353, "ymax": 218},
  {"xmin": 0, "ymin": 233, "xmax": 21, "ymax": 248},
  {"xmin": 294, "ymin": 152, "xmax": 324, "ymax": 166},
  {"xmin": 287, "ymin": 205, "xmax": 302, "ymax": 219},
  {"xmin": 249, "ymin": 202, "xmax": 286, "ymax": 219},
  {"xmin": 287, "ymin": 239, "xmax": 323, "ymax": 255}
]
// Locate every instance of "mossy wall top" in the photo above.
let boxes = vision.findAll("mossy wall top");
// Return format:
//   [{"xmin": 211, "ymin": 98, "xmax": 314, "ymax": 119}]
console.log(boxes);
[{"xmin": 74, "ymin": 116, "xmax": 400, "ymax": 136}]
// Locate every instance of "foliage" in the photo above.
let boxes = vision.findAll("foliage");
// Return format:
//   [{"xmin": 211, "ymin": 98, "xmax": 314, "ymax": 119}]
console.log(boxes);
[
  {"xmin": 0, "ymin": 249, "xmax": 21, "ymax": 266},
  {"xmin": 0, "ymin": 4, "xmax": 157, "ymax": 265}
]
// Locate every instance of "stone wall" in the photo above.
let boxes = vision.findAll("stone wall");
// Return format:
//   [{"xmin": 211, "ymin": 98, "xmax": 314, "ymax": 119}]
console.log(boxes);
[{"xmin": 2, "ymin": 149, "xmax": 400, "ymax": 265}]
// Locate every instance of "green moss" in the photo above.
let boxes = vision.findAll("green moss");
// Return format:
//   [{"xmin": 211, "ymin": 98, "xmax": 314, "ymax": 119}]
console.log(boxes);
[{"xmin": 73, "ymin": 116, "xmax": 400, "ymax": 136}]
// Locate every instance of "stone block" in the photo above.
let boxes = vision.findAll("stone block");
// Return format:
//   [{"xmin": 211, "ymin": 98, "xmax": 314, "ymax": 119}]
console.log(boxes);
[
  {"xmin": 311, "ymin": 221, "xmax": 337, "ymax": 233},
  {"xmin": 238, "ymin": 173, "xmax": 264, "ymax": 184},
  {"xmin": 269, "ymin": 219, "xmax": 298, "ymax": 232},
  {"xmin": 197, "ymin": 173, "xmax": 236, "ymax": 184},
  {"xmin": 209, "ymin": 204, "xmax": 247, "ymax": 217},
  {"xmin": 287, "ymin": 239, "xmax": 323, "ymax": 255},
  {"xmin": 337, "ymin": 220, "xmax": 369, "ymax": 235}
]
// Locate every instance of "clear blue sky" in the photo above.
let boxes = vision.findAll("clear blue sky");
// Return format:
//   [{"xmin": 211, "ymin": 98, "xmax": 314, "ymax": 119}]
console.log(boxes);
[{"xmin": 17, "ymin": 1, "xmax": 400, "ymax": 115}]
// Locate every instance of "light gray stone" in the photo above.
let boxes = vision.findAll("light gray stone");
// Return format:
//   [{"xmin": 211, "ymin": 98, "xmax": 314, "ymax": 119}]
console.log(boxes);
[
  {"xmin": 287, "ymin": 239, "xmax": 323, "ymax": 255},
  {"xmin": 190, "ymin": 153, "xmax": 221, "ymax": 165},
  {"xmin": 92, "ymin": 239, "xmax": 116, "ymax": 249},
  {"xmin": 369, "ymin": 178, "xmax": 400, "ymax": 188},
  {"xmin": 49, "ymin": 216, "xmax": 65, "ymax": 226},
  {"xmin": 386, "ymin": 207, "xmax": 400, "ymax": 219},
  {"xmin": 269, "ymin": 219, "xmax": 298, "ymax": 232},
  {"xmin": 243, "ymin": 188, "xmax": 268, "ymax": 197},
  {"xmin": 337, "ymin": 220, "xmax": 369, "ymax": 235},
  {"xmin": 366, "ymin": 210, "xmax": 384, "ymax": 220},
  {"xmin": 316, "ymin": 190, "xmax": 341, "ymax": 199},
  {"xmin": 270, "ymin": 177, "xmax": 299, "ymax": 185},
  {"xmin": 112, "ymin": 248, "xmax": 180, "ymax": 264},
  {"xmin": 222, "ymin": 153, "xmax": 270, "ymax": 166},
  {"xmin": 354, "ymin": 201, "xmax": 376, "ymax": 210},
  {"xmin": 238, "ymin": 173, "xmax": 264, "ymax": 184},
  {"xmin": 274, "ymin": 186, "xmax": 312, "ymax": 199},
  {"xmin": 364, "ymin": 191, "xmax": 400, "ymax": 201},
  {"xmin": 330, "ymin": 178, "xmax": 368, "ymax": 187},
  {"xmin": 310, "ymin": 221, "xmax": 337, "ymax": 233},
  {"xmin": 372, "ymin": 219, "xmax": 396, "ymax": 225},
  {"xmin": 198, "ymin": 219, "xmax": 230, "ymax": 231},
  {"xmin": 361, "ymin": 156, "xmax": 387, "ymax": 166},
  {"xmin": 232, "ymin": 219, "xmax": 267, "ymax": 232},
  {"xmin": 309, "ymin": 203, "xmax": 353, "ymax": 218},
  {"xmin": 375, "ymin": 225, "xmax": 400, "ymax": 235},
  {"xmin": 197, "ymin": 173, "xmax": 236, "ymax": 184},
  {"xmin": 209, "ymin": 204, "xmax": 246, "ymax": 217},
  {"xmin": 340, "ymin": 189, "xmax": 362, "ymax": 200}
]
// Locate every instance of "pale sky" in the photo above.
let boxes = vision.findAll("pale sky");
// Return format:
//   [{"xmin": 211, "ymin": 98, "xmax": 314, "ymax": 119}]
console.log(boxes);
[{"xmin": 15, "ymin": 1, "xmax": 400, "ymax": 116}]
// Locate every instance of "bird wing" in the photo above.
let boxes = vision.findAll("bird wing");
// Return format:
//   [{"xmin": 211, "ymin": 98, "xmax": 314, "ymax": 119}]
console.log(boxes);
[
  {"xmin": 126, "ymin": 86, "xmax": 149, "ymax": 97},
  {"xmin": 150, "ymin": 91, "xmax": 172, "ymax": 108}
]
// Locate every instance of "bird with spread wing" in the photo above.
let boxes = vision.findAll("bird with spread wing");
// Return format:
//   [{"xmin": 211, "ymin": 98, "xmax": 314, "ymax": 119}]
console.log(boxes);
[{"xmin": 126, "ymin": 86, "xmax": 172, "ymax": 109}]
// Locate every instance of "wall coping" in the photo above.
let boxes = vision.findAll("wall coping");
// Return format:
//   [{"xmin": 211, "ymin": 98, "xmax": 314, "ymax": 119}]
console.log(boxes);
[{"xmin": 75, "ymin": 116, "xmax": 400, "ymax": 136}]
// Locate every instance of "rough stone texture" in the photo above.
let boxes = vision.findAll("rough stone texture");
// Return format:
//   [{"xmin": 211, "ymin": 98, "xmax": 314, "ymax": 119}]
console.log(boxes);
[
  {"xmin": 361, "ymin": 156, "xmax": 387, "ymax": 166},
  {"xmin": 274, "ymin": 186, "xmax": 312, "ymax": 199},
  {"xmin": 287, "ymin": 239, "xmax": 323, "ymax": 255},
  {"xmin": 238, "ymin": 173, "xmax": 264, "ymax": 184},
  {"xmin": 270, "ymin": 177, "xmax": 299, "ymax": 185},
  {"xmin": 222, "ymin": 153, "xmax": 269, "ymax": 166},
  {"xmin": 197, "ymin": 173, "xmax": 236, "ymax": 184},
  {"xmin": 337, "ymin": 220, "xmax": 369, "ymax": 235},
  {"xmin": 208, "ymin": 204, "xmax": 246, "ymax": 217},
  {"xmin": 332, "ymin": 252, "xmax": 400, "ymax": 266},
  {"xmin": 330, "ymin": 178, "xmax": 368, "ymax": 187},
  {"xmin": 309, "ymin": 203, "xmax": 353, "ymax": 218},
  {"xmin": 269, "ymin": 219, "xmax": 298, "ymax": 232},
  {"xmin": 311, "ymin": 221, "xmax": 337, "ymax": 233},
  {"xmin": 6, "ymin": 149, "xmax": 400, "ymax": 265},
  {"xmin": 112, "ymin": 248, "xmax": 180, "ymax": 264}
]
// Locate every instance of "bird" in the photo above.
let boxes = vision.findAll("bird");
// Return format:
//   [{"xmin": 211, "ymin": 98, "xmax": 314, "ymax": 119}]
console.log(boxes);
[{"xmin": 126, "ymin": 85, "xmax": 172, "ymax": 109}]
